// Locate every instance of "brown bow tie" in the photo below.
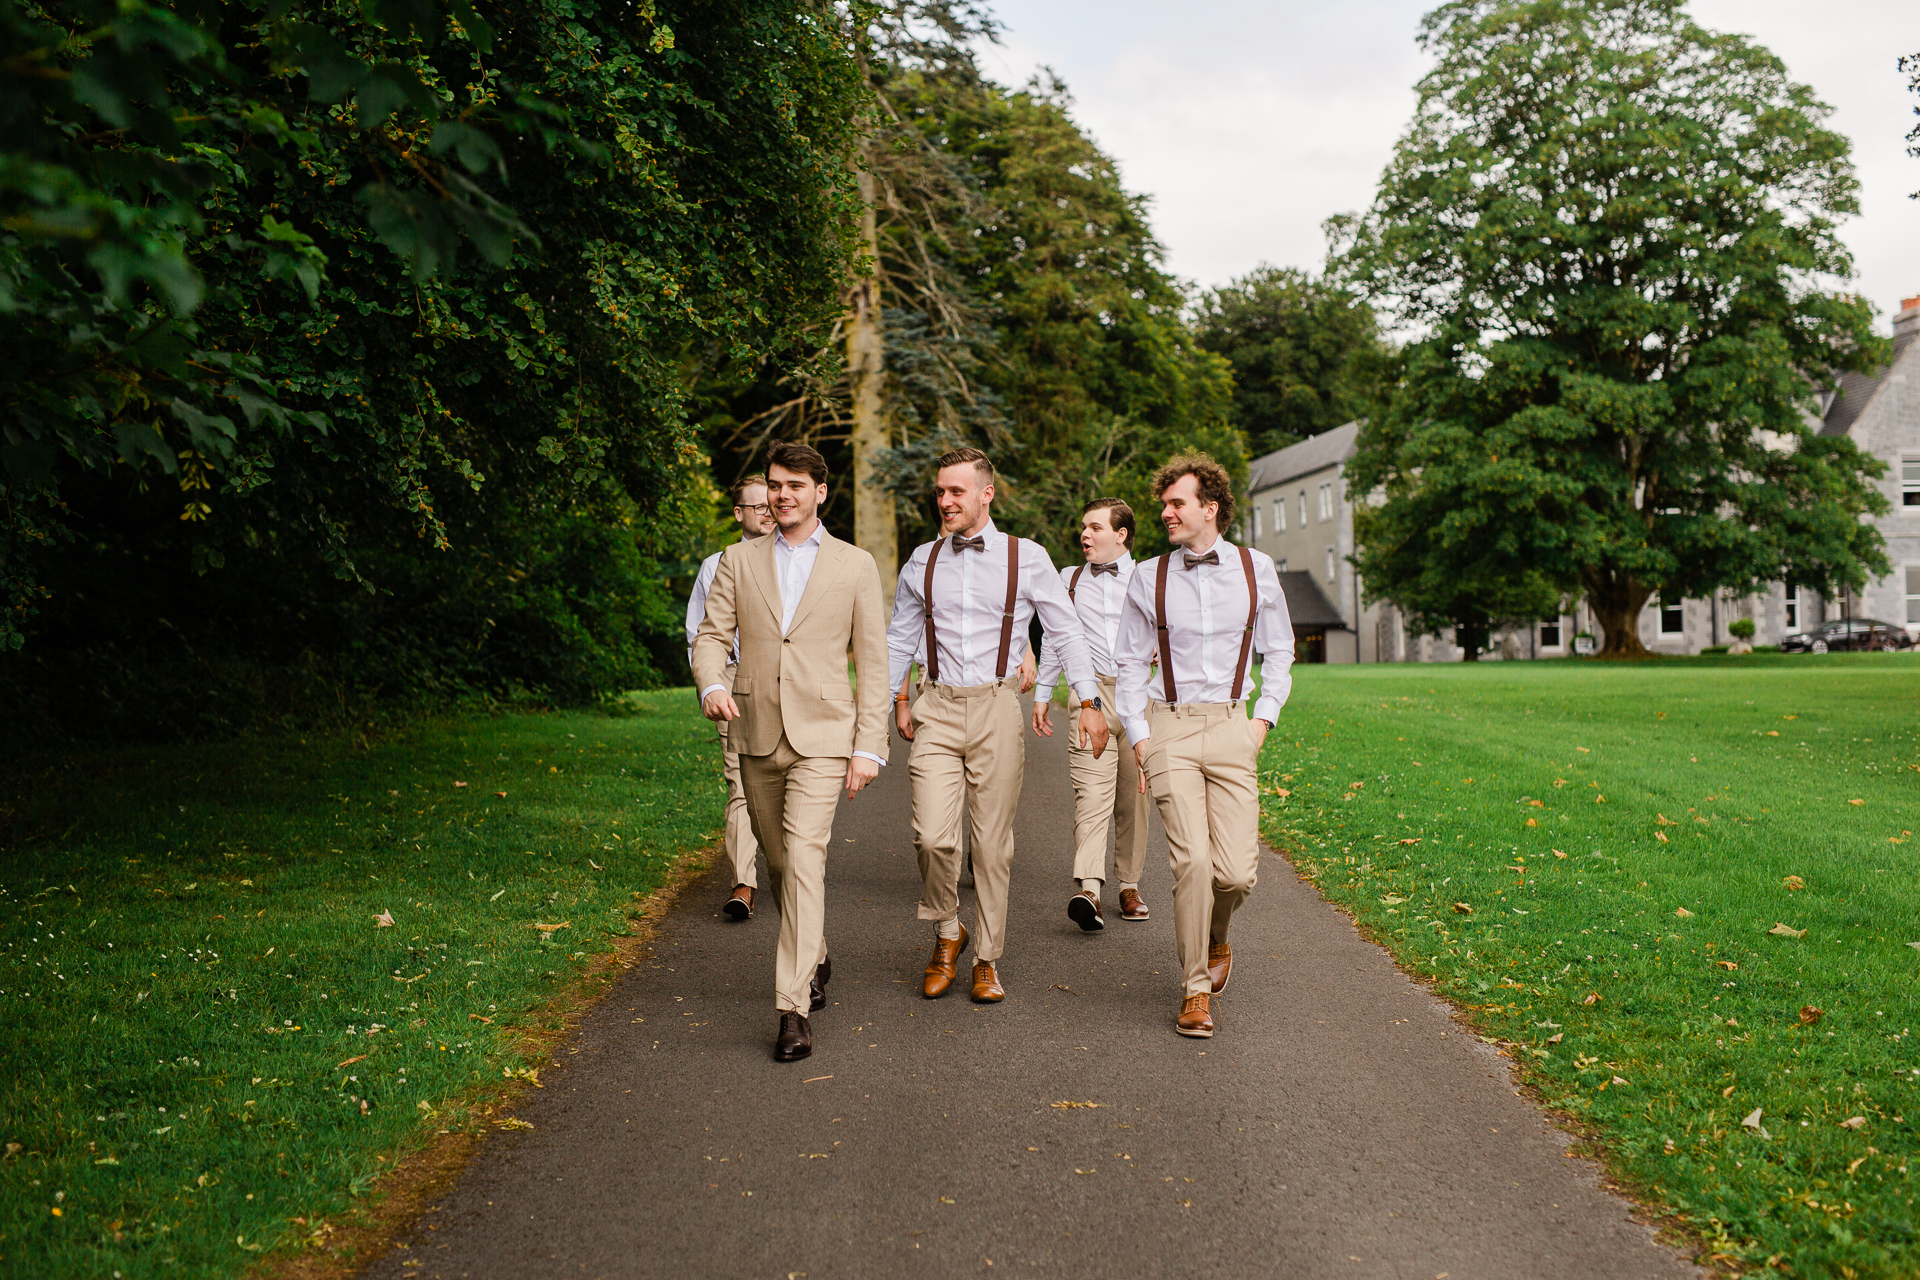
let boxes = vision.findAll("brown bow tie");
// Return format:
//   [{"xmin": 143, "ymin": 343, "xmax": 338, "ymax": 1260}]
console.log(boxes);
[
  {"xmin": 950, "ymin": 534, "xmax": 986, "ymax": 552},
  {"xmin": 1088, "ymin": 560, "xmax": 1120, "ymax": 576},
  {"xmin": 1182, "ymin": 549, "xmax": 1219, "ymax": 570}
]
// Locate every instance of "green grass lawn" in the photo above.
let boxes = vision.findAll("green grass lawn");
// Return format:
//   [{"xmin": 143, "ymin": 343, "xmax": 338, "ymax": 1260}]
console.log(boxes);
[
  {"xmin": 1259, "ymin": 653, "xmax": 1920, "ymax": 1277},
  {"xmin": 0, "ymin": 693, "xmax": 723, "ymax": 1278}
]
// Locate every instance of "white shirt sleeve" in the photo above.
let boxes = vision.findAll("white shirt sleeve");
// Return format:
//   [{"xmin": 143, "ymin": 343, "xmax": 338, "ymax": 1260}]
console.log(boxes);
[
  {"xmin": 887, "ymin": 543, "xmax": 930, "ymax": 697},
  {"xmin": 685, "ymin": 552, "xmax": 720, "ymax": 665},
  {"xmin": 1116, "ymin": 562, "xmax": 1160, "ymax": 743},
  {"xmin": 1250, "ymin": 552, "xmax": 1294, "ymax": 727},
  {"xmin": 1032, "ymin": 565, "xmax": 1074, "ymax": 700},
  {"xmin": 1023, "ymin": 543, "xmax": 1098, "ymax": 703}
]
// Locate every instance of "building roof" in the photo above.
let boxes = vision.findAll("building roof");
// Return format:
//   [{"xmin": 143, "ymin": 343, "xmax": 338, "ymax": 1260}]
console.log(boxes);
[
  {"xmin": 1247, "ymin": 421, "xmax": 1362, "ymax": 493},
  {"xmin": 1277, "ymin": 571, "xmax": 1348, "ymax": 630},
  {"xmin": 1820, "ymin": 327, "xmax": 1917, "ymax": 438}
]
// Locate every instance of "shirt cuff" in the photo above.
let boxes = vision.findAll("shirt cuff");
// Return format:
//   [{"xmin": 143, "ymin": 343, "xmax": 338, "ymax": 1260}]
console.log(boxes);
[
  {"xmin": 852, "ymin": 750, "xmax": 887, "ymax": 767},
  {"xmin": 1069, "ymin": 680, "xmax": 1098, "ymax": 704},
  {"xmin": 1033, "ymin": 683, "xmax": 1055, "ymax": 703},
  {"xmin": 1123, "ymin": 717, "xmax": 1151, "ymax": 743},
  {"xmin": 699, "ymin": 683, "xmax": 728, "ymax": 702},
  {"xmin": 1251, "ymin": 695, "xmax": 1280, "ymax": 727}
]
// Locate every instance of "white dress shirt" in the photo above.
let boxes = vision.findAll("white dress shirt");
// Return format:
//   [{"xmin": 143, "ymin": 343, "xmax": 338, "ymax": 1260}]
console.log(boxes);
[
  {"xmin": 684, "ymin": 550, "xmax": 741, "ymax": 667},
  {"xmin": 887, "ymin": 521, "xmax": 1099, "ymax": 703},
  {"xmin": 1115, "ymin": 534, "xmax": 1294, "ymax": 742},
  {"xmin": 701, "ymin": 522, "xmax": 884, "ymax": 767},
  {"xmin": 1033, "ymin": 553, "xmax": 1134, "ymax": 699}
]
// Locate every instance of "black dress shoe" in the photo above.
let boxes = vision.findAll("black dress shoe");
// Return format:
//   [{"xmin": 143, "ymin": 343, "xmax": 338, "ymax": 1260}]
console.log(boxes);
[
  {"xmin": 810, "ymin": 955, "xmax": 832, "ymax": 1012},
  {"xmin": 774, "ymin": 1012, "xmax": 812, "ymax": 1062}
]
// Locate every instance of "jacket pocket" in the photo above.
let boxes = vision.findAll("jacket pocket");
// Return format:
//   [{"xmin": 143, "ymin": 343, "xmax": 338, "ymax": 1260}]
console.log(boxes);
[
  {"xmin": 732, "ymin": 676, "xmax": 753, "ymax": 696},
  {"xmin": 820, "ymin": 681, "xmax": 855, "ymax": 701}
]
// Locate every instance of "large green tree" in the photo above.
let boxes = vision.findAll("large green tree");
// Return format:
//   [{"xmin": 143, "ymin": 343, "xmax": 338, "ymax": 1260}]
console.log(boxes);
[
  {"xmin": 1192, "ymin": 265, "xmax": 1393, "ymax": 459},
  {"xmin": 1335, "ymin": 0, "xmax": 1889, "ymax": 658}
]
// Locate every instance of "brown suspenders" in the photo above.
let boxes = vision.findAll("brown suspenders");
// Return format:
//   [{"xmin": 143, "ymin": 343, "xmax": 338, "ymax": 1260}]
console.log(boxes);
[
  {"xmin": 1068, "ymin": 564, "xmax": 1084, "ymax": 602},
  {"xmin": 1153, "ymin": 545, "xmax": 1259, "ymax": 705},
  {"xmin": 922, "ymin": 534, "xmax": 1022, "ymax": 686}
]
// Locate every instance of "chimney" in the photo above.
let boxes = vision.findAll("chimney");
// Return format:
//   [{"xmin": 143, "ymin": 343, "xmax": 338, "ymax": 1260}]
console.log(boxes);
[{"xmin": 1897, "ymin": 296, "xmax": 1920, "ymax": 338}]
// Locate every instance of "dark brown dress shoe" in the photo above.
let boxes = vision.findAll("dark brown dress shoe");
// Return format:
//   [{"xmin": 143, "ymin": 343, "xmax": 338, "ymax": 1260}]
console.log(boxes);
[
  {"xmin": 1207, "ymin": 940, "xmax": 1232, "ymax": 993},
  {"xmin": 1067, "ymin": 890, "xmax": 1104, "ymax": 932},
  {"xmin": 774, "ymin": 1012, "xmax": 812, "ymax": 1062},
  {"xmin": 922, "ymin": 925, "xmax": 969, "ymax": 999},
  {"xmin": 810, "ymin": 954, "xmax": 831, "ymax": 1012},
  {"xmin": 723, "ymin": 884, "xmax": 754, "ymax": 920},
  {"xmin": 1118, "ymin": 888, "xmax": 1150, "ymax": 921},
  {"xmin": 1175, "ymin": 993, "xmax": 1214, "ymax": 1038},
  {"xmin": 970, "ymin": 959, "xmax": 1005, "ymax": 1003}
]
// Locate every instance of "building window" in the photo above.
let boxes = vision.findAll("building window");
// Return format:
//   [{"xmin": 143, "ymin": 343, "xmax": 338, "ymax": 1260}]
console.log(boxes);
[
  {"xmin": 1659, "ymin": 596, "xmax": 1685, "ymax": 635},
  {"xmin": 1274, "ymin": 498, "xmax": 1285, "ymax": 533},
  {"xmin": 1540, "ymin": 620, "xmax": 1561, "ymax": 647},
  {"xmin": 1298, "ymin": 492, "xmax": 1307, "ymax": 528},
  {"xmin": 1318, "ymin": 483, "xmax": 1334, "ymax": 522},
  {"xmin": 1903, "ymin": 455, "xmax": 1920, "ymax": 507},
  {"xmin": 1253, "ymin": 506, "xmax": 1263, "ymax": 539},
  {"xmin": 1325, "ymin": 546, "xmax": 1336, "ymax": 583},
  {"xmin": 1907, "ymin": 566, "xmax": 1920, "ymax": 625},
  {"xmin": 1784, "ymin": 583, "xmax": 1799, "ymax": 631}
]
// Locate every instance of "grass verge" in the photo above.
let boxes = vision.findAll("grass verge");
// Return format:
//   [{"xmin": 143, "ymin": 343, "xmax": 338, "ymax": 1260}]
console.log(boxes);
[
  {"xmin": 0, "ymin": 692, "xmax": 722, "ymax": 1278},
  {"xmin": 1258, "ymin": 653, "xmax": 1920, "ymax": 1277}
]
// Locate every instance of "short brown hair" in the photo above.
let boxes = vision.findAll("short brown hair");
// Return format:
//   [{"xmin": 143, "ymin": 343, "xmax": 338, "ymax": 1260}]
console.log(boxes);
[
  {"xmin": 1081, "ymin": 497, "xmax": 1135, "ymax": 550},
  {"xmin": 934, "ymin": 447, "xmax": 994, "ymax": 485},
  {"xmin": 1152, "ymin": 454, "xmax": 1235, "ymax": 530},
  {"xmin": 729, "ymin": 472, "xmax": 768, "ymax": 506},
  {"xmin": 766, "ymin": 441, "xmax": 828, "ymax": 486}
]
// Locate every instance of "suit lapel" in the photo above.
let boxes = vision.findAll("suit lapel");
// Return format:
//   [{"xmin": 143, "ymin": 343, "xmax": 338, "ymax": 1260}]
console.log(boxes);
[
  {"xmin": 785, "ymin": 529, "xmax": 848, "ymax": 636},
  {"xmin": 746, "ymin": 530, "xmax": 782, "ymax": 631}
]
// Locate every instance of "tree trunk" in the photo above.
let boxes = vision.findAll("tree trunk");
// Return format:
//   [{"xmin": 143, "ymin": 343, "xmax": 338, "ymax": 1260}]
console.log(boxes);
[
  {"xmin": 1587, "ymin": 574, "xmax": 1653, "ymax": 658},
  {"xmin": 847, "ymin": 152, "xmax": 895, "ymax": 598}
]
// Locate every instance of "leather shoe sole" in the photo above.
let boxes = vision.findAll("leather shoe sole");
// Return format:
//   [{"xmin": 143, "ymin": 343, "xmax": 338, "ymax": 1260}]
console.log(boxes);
[
  {"xmin": 723, "ymin": 886, "xmax": 753, "ymax": 921},
  {"xmin": 1067, "ymin": 891, "xmax": 1104, "ymax": 932}
]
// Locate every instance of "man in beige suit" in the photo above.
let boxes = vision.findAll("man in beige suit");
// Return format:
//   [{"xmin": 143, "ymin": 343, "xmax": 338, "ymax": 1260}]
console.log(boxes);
[{"xmin": 692, "ymin": 441, "xmax": 890, "ymax": 1062}]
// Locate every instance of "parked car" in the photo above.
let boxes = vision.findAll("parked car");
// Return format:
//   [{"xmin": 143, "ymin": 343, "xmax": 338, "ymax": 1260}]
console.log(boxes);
[{"xmin": 1778, "ymin": 619, "xmax": 1915, "ymax": 653}]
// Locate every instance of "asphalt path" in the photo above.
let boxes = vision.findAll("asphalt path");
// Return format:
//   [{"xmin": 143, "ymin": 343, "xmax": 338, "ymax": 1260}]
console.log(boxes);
[{"xmin": 363, "ymin": 704, "xmax": 1699, "ymax": 1280}]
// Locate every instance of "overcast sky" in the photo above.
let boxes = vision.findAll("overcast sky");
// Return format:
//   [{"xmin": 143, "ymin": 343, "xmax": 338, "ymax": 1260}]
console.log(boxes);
[{"xmin": 978, "ymin": 0, "xmax": 1919, "ymax": 328}]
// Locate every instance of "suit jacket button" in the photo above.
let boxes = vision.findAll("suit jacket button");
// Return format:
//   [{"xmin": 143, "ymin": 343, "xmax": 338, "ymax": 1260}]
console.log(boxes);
[{"xmin": 784, "ymin": 638, "xmax": 791, "ymax": 644}]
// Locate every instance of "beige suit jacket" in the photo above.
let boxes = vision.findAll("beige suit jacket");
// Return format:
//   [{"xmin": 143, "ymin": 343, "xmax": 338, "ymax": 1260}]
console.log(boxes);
[{"xmin": 691, "ymin": 526, "xmax": 889, "ymax": 761}]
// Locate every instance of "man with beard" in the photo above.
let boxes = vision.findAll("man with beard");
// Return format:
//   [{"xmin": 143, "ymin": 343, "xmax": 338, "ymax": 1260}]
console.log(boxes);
[
  {"xmin": 1116, "ymin": 455, "xmax": 1293, "ymax": 1039},
  {"xmin": 685, "ymin": 473, "xmax": 773, "ymax": 919},
  {"xmin": 693, "ymin": 442, "xmax": 889, "ymax": 1061},
  {"xmin": 888, "ymin": 448, "xmax": 1104, "ymax": 1004}
]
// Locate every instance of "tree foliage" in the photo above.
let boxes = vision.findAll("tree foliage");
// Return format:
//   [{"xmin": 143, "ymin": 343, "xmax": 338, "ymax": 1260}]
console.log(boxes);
[
  {"xmin": 2, "ymin": 0, "xmax": 865, "ymax": 737},
  {"xmin": 1192, "ymin": 265, "xmax": 1393, "ymax": 459},
  {"xmin": 1335, "ymin": 0, "xmax": 1889, "ymax": 658}
]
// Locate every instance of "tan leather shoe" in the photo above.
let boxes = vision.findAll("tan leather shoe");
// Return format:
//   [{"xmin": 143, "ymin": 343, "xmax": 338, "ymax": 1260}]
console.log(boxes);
[
  {"xmin": 970, "ymin": 959, "xmax": 1005, "ymax": 1003},
  {"xmin": 923, "ymin": 925, "xmax": 968, "ymax": 999},
  {"xmin": 723, "ymin": 884, "xmax": 753, "ymax": 920},
  {"xmin": 1118, "ymin": 888, "xmax": 1150, "ymax": 921},
  {"xmin": 1176, "ymin": 993, "xmax": 1214, "ymax": 1038},
  {"xmin": 1207, "ymin": 940, "xmax": 1233, "ymax": 993}
]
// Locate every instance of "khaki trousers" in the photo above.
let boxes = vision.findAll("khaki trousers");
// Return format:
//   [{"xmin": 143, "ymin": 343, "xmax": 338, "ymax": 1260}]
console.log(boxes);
[
  {"xmin": 1142, "ymin": 703, "xmax": 1263, "ymax": 997},
  {"xmin": 716, "ymin": 719, "xmax": 759, "ymax": 890},
  {"xmin": 910, "ymin": 679, "xmax": 1024, "ymax": 962},
  {"xmin": 1066, "ymin": 674, "xmax": 1148, "ymax": 886},
  {"xmin": 740, "ymin": 734, "xmax": 845, "ymax": 1013}
]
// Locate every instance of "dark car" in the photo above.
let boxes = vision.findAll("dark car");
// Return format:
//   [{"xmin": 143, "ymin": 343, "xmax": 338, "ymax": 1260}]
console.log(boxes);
[{"xmin": 1778, "ymin": 619, "xmax": 1915, "ymax": 653}]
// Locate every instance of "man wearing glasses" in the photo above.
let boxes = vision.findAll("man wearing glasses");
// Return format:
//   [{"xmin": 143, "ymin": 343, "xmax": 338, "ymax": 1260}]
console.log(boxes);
[{"xmin": 685, "ymin": 473, "xmax": 773, "ymax": 920}]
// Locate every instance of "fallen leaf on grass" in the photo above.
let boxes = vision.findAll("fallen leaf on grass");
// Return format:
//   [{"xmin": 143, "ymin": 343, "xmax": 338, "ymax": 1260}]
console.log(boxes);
[
  {"xmin": 1909, "ymin": 942, "xmax": 1920, "ymax": 952},
  {"xmin": 1553, "ymin": 849, "xmax": 1567, "ymax": 858},
  {"xmin": 1051, "ymin": 1101, "xmax": 1104, "ymax": 1109},
  {"xmin": 468, "ymin": 1013, "xmax": 493, "ymax": 1024},
  {"xmin": 1527, "ymin": 799, "xmax": 1545, "ymax": 808},
  {"xmin": 531, "ymin": 921, "xmax": 571, "ymax": 933},
  {"xmin": 1848, "ymin": 798, "xmax": 1864, "ymax": 806},
  {"xmin": 1716, "ymin": 960, "xmax": 1737, "ymax": 971},
  {"xmin": 489, "ymin": 889, "xmax": 505, "ymax": 901},
  {"xmin": 1654, "ymin": 831, "xmax": 1669, "ymax": 843},
  {"xmin": 1848, "ymin": 1156, "xmax": 1869, "ymax": 1174},
  {"xmin": 1840, "ymin": 1116, "xmax": 1867, "ymax": 1130},
  {"xmin": 336, "ymin": 1054, "xmax": 368, "ymax": 1068},
  {"xmin": 1741, "ymin": 1107, "xmax": 1766, "ymax": 1132},
  {"xmin": 1582, "ymin": 992, "xmax": 1601, "ymax": 1006},
  {"xmin": 1784, "ymin": 875, "xmax": 1805, "ymax": 890},
  {"xmin": 1546, "ymin": 1033, "xmax": 1563, "ymax": 1045},
  {"xmin": 1768, "ymin": 922, "xmax": 1806, "ymax": 938},
  {"xmin": 1525, "ymin": 818, "xmax": 1538, "ymax": 828},
  {"xmin": 495, "ymin": 1117, "xmax": 534, "ymax": 1131},
  {"xmin": 1675, "ymin": 907, "xmax": 1695, "ymax": 918},
  {"xmin": 372, "ymin": 909, "xmax": 395, "ymax": 928},
  {"xmin": 1662, "ymin": 1138, "xmax": 1676, "ymax": 1154},
  {"xmin": 1398, "ymin": 838, "xmax": 1421, "ymax": 845},
  {"xmin": 1655, "ymin": 813, "xmax": 1678, "ymax": 826},
  {"xmin": 1452, "ymin": 902, "xmax": 1473, "ymax": 914},
  {"xmin": 1799, "ymin": 1006, "xmax": 1823, "ymax": 1026},
  {"xmin": 493, "ymin": 791, "xmax": 507, "ymax": 798},
  {"xmin": 1611, "ymin": 1076, "xmax": 1629, "ymax": 1087},
  {"xmin": 454, "ymin": 781, "xmax": 468, "ymax": 789},
  {"xmin": 589, "ymin": 860, "xmax": 603, "ymax": 872},
  {"xmin": 1380, "ymin": 895, "xmax": 1406, "ymax": 905}
]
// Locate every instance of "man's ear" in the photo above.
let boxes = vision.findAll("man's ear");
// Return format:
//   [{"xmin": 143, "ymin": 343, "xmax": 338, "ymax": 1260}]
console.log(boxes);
[{"xmin": 981, "ymin": 484, "xmax": 995, "ymax": 505}]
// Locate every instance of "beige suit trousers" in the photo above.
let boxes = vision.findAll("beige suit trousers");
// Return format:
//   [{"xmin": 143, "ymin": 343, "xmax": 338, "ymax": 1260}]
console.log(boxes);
[
  {"xmin": 716, "ymin": 665, "xmax": 759, "ymax": 889},
  {"xmin": 740, "ymin": 734, "xmax": 846, "ymax": 1013},
  {"xmin": 1142, "ymin": 703, "xmax": 1263, "ymax": 996},
  {"xmin": 910, "ymin": 679, "xmax": 1024, "ymax": 962},
  {"xmin": 1065, "ymin": 674, "xmax": 1148, "ymax": 886}
]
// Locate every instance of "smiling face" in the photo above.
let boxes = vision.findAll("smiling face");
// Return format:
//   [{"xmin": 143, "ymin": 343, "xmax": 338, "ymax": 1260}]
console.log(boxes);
[
  {"xmin": 934, "ymin": 462, "xmax": 993, "ymax": 537},
  {"xmin": 1159, "ymin": 473, "xmax": 1219, "ymax": 550},
  {"xmin": 733, "ymin": 483, "xmax": 772, "ymax": 538},
  {"xmin": 766, "ymin": 464, "xmax": 826, "ymax": 539},
  {"xmin": 1080, "ymin": 508, "xmax": 1127, "ymax": 564}
]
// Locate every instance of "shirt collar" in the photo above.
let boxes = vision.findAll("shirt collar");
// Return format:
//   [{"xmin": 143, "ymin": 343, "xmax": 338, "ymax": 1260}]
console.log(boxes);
[
  {"xmin": 778, "ymin": 522, "xmax": 824, "ymax": 553},
  {"xmin": 1185, "ymin": 533, "xmax": 1225, "ymax": 559}
]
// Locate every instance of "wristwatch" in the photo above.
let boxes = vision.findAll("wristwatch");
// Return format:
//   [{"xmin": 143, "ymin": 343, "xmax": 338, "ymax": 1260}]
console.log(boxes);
[{"xmin": 1080, "ymin": 696, "xmax": 1103, "ymax": 712}]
